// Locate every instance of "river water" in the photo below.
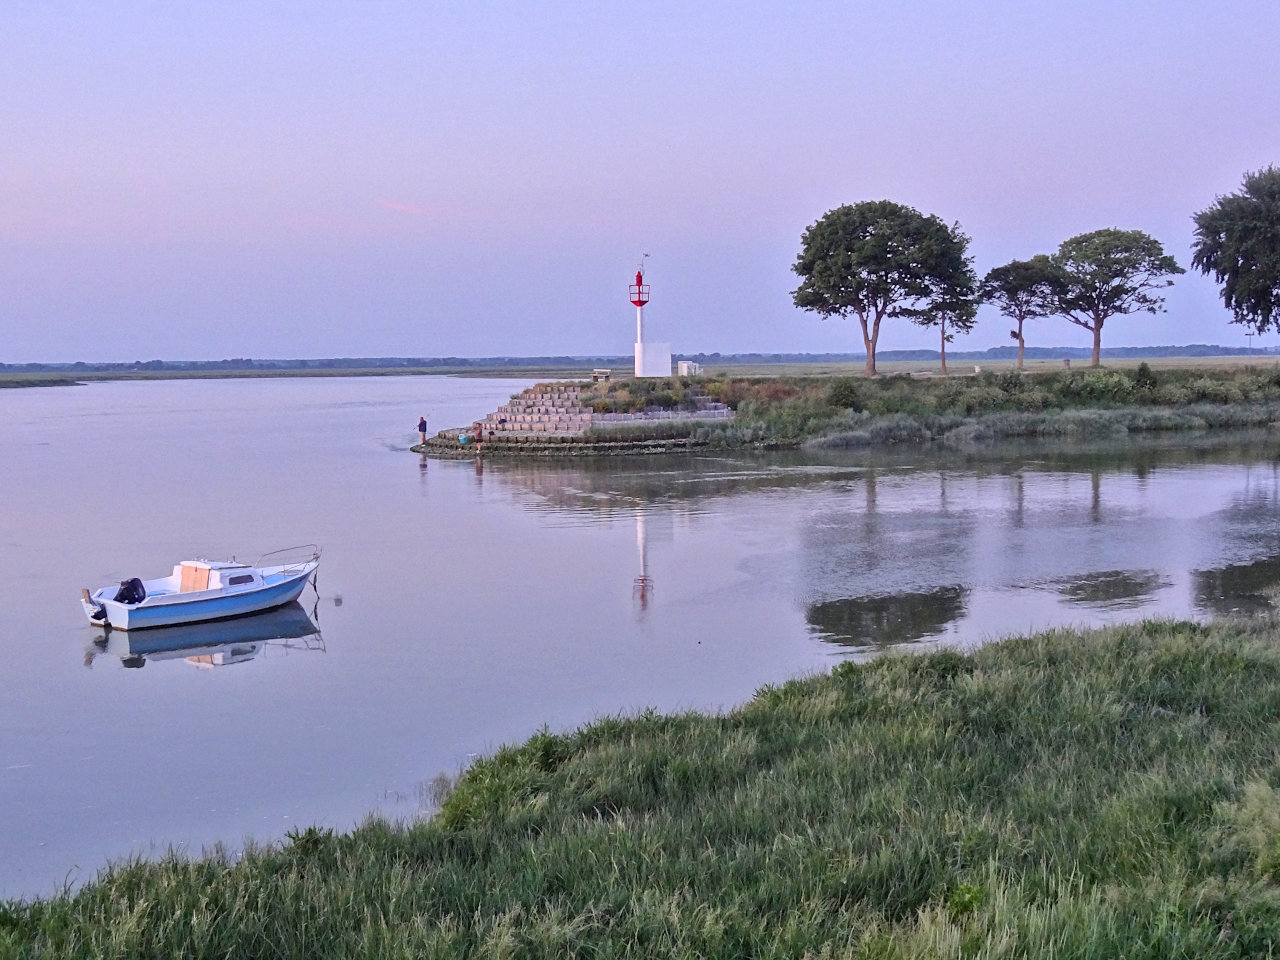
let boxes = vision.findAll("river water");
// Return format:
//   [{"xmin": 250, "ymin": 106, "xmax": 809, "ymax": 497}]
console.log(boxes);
[{"xmin": 2, "ymin": 376, "xmax": 1279, "ymax": 899}]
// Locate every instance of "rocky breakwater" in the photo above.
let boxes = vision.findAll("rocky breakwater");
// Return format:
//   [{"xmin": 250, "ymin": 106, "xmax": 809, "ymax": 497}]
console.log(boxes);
[{"xmin": 415, "ymin": 382, "xmax": 734, "ymax": 457}]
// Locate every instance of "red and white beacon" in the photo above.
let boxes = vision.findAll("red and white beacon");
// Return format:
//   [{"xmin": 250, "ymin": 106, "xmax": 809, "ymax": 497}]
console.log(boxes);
[{"xmin": 629, "ymin": 259, "xmax": 671, "ymax": 377}]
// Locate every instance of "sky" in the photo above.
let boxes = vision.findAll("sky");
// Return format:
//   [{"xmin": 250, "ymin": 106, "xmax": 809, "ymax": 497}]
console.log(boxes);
[{"xmin": 1, "ymin": 1, "xmax": 1277, "ymax": 362}]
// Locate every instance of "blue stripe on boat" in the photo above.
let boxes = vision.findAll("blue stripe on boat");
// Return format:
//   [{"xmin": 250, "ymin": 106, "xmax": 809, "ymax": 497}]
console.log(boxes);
[{"xmin": 122, "ymin": 574, "xmax": 309, "ymax": 626}]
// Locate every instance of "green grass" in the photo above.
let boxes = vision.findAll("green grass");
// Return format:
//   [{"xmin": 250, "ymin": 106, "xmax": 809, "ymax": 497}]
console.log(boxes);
[
  {"xmin": 569, "ymin": 366, "xmax": 1280, "ymax": 451},
  {"xmin": 10, "ymin": 619, "xmax": 1280, "ymax": 957}
]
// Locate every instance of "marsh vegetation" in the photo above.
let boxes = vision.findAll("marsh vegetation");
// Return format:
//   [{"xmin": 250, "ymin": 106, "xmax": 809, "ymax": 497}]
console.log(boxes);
[{"xmin": 574, "ymin": 364, "xmax": 1280, "ymax": 449}]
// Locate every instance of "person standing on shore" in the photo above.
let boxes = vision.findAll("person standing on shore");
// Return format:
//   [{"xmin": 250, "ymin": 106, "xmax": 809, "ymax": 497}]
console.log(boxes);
[{"xmin": 417, "ymin": 415, "xmax": 428, "ymax": 444}]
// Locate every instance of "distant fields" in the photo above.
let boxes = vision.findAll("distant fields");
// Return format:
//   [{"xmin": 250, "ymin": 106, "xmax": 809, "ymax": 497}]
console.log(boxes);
[
  {"xmin": 8, "ymin": 618, "xmax": 1280, "ymax": 957},
  {"xmin": 713, "ymin": 354, "xmax": 1275, "ymax": 378},
  {"xmin": 3, "ymin": 354, "xmax": 1276, "ymax": 388},
  {"xmin": 0, "ymin": 366, "xmax": 584, "ymax": 387}
]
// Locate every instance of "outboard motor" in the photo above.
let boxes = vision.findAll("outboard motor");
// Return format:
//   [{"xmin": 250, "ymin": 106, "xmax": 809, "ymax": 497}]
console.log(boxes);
[{"xmin": 113, "ymin": 578, "xmax": 147, "ymax": 605}]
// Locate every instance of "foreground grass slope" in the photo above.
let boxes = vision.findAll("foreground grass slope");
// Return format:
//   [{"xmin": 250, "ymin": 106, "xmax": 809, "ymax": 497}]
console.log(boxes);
[{"xmin": 8, "ymin": 620, "xmax": 1280, "ymax": 957}]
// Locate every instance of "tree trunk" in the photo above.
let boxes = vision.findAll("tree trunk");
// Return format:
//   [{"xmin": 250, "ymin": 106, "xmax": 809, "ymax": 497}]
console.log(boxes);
[
  {"xmin": 1016, "ymin": 319, "xmax": 1025, "ymax": 370},
  {"xmin": 1091, "ymin": 320, "xmax": 1103, "ymax": 367},
  {"xmin": 940, "ymin": 323, "xmax": 948, "ymax": 376},
  {"xmin": 860, "ymin": 313, "xmax": 878, "ymax": 377}
]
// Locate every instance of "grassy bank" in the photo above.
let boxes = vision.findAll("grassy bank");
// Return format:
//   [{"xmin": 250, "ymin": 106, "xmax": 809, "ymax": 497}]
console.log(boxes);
[
  {"xmin": 9, "ymin": 619, "xmax": 1280, "ymax": 956},
  {"xmin": 570, "ymin": 365, "xmax": 1280, "ymax": 448},
  {"xmin": 0, "ymin": 375, "xmax": 81, "ymax": 388}
]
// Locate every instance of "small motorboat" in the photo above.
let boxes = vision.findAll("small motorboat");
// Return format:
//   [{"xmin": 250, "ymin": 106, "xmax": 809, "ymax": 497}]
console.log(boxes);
[{"xmin": 81, "ymin": 545, "xmax": 320, "ymax": 631}]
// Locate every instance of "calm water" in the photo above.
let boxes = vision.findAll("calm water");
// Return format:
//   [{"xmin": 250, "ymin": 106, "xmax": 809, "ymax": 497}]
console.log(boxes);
[{"xmin": 3, "ymin": 376, "xmax": 1280, "ymax": 899}]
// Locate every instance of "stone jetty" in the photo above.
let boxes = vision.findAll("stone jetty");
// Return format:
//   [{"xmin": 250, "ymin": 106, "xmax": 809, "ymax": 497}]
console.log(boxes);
[{"xmin": 417, "ymin": 382, "xmax": 734, "ymax": 457}]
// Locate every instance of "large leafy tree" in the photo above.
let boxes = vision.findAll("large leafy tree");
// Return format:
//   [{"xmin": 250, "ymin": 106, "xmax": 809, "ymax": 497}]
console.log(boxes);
[
  {"xmin": 980, "ymin": 255, "xmax": 1062, "ymax": 369},
  {"xmin": 1050, "ymin": 229, "xmax": 1184, "ymax": 366},
  {"xmin": 913, "ymin": 235, "xmax": 979, "ymax": 376},
  {"xmin": 1191, "ymin": 167, "xmax": 1280, "ymax": 334},
  {"xmin": 792, "ymin": 201, "xmax": 974, "ymax": 376}
]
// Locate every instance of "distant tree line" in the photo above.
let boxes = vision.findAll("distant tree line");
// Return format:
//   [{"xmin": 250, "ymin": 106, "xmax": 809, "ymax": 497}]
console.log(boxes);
[
  {"xmin": 0, "ymin": 356, "xmax": 630, "ymax": 373},
  {"xmin": 5, "ymin": 344, "xmax": 1275, "ymax": 375},
  {"xmin": 5, "ymin": 343, "xmax": 1276, "ymax": 375},
  {"xmin": 793, "ymin": 166, "xmax": 1280, "ymax": 375}
]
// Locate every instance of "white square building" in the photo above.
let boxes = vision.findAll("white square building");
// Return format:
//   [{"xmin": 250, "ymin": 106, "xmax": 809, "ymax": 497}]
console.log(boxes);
[{"xmin": 635, "ymin": 341, "xmax": 672, "ymax": 378}]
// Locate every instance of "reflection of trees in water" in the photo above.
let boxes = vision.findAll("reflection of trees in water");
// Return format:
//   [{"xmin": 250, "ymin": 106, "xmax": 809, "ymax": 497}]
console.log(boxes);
[
  {"xmin": 1191, "ymin": 466, "xmax": 1280, "ymax": 617},
  {"xmin": 480, "ymin": 435, "xmax": 1280, "ymax": 518},
  {"xmin": 1193, "ymin": 555, "xmax": 1280, "ymax": 617},
  {"xmin": 1056, "ymin": 570, "xmax": 1169, "ymax": 609},
  {"xmin": 479, "ymin": 437, "xmax": 1280, "ymax": 633},
  {"xmin": 483, "ymin": 453, "xmax": 870, "ymax": 517},
  {"xmin": 801, "ymin": 465, "xmax": 976, "ymax": 610},
  {"xmin": 806, "ymin": 586, "xmax": 968, "ymax": 648}
]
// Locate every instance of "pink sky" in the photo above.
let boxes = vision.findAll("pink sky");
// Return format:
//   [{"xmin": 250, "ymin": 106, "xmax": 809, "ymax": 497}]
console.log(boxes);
[{"xmin": 1, "ymin": 1, "xmax": 1277, "ymax": 361}]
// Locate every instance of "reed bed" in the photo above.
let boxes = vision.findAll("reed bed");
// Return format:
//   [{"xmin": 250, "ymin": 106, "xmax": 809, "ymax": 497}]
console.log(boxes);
[{"xmin": 8, "ymin": 619, "xmax": 1280, "ymax": 957}]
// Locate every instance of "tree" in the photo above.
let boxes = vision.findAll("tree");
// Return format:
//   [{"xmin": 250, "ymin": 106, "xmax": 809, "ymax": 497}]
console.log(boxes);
[
  {"xmin": 1191, "ymin": 167, "xmax": 1280, "ymax": 334},
  {"xmin": 792, "ymin": 201, "xmax": 974, "ymax": 376},
  {"xmin": 980, "ymin": 255, "xmax": 1062, "ymax": 369},
  {"xmin": 913, "ymin": 233, "xmax": 979, "ymax": 376},
  {"xmin": 1049, "ymin": 229, "xmax": 1184, "ymax": 366}
]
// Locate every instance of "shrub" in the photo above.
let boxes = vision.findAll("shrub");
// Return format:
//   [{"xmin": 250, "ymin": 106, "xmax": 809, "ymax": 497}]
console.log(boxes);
[
  {"xmin": 1186, "ymin": 377, "xmax": 1245, "ymax": 405},
  {"xmin": 825, "ymin": 377, "xmax": 862, "ymax": 410},
  {"xmin": 1133, "ymin": 361, "xmax": 1158, "ymax": 391},
  {"xmin": 996, "ymin": 370, "xmax": 1025, "ymax": 394},
  {"xmin": 1014, "ymin": 389, "xmax": 1051, "ymax": 412},
  {"xmin": 1058, "ymin": 368, "xmax": 1135, "ymax": 404},
  {"xmin": 954, "ymin": 386, "xmax": 1007, "ymax": 416},
  {"xmin": 1152, "ymin": 383, "xmax": 1192, "ymax": 406}
]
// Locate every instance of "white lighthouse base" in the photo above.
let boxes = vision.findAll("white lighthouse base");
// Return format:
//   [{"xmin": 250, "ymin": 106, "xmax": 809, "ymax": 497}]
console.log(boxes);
[{"xmin": 634, "ymin": 342, "xmax": 672, "ymax": 378}]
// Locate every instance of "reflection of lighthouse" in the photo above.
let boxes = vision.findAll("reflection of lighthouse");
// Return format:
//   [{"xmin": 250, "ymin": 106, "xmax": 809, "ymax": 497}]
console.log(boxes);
[
  {"xmin": 630, "ymin": 257, "xmax": 672, "ymax": 377},
  {"xmin": 633, "ymin": 511, "xmax": 654, "ymax": 611}
]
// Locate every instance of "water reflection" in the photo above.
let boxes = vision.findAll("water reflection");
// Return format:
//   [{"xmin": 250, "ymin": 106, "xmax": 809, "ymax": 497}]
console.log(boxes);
[
  {"xmin": 482, "ymin": 431, "xmax": 1280, "ymax": 517},
  {"xmin": 1056, "ymin": 570, "xmax": 1170, "ymax": 609},
  {"xmin": 634, "ymin": 511, "xmax": 654, "ymax": 613},
  {"xmin": 84, "ymin": 603, "xmax": 323, "ymax": 670},
  {"xmin": 1194, "ymin": 555, "xmax": 1280, "ymax": 617},
  {"xmin": 806, "ymin": 586, "xmax": 969, "ymax": 648},
  {"xmin": 481, "ymin": 435, "xmax": 1280, "ymax": 642}
]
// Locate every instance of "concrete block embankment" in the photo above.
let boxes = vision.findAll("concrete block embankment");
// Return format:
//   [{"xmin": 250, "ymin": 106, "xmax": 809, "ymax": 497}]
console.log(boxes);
[{"xmin": 417, "ymin": 382, "xmax": 734, "ymax": 457}]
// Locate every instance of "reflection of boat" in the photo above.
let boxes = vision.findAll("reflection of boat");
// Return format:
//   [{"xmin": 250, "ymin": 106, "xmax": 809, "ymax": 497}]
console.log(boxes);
[
  {"xmin": 81, "ymin": 546, "xmax": 320, "ymax": 630},
  {"xmin": 90, "ymin": 603, "xmax": 323, "ymax": 669}
]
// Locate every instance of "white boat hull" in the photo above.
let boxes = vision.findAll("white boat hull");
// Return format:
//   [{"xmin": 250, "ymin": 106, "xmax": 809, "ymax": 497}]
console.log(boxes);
[{"xmin": 83, "ymin": 561, "xmax": 318, "ymax": 630}]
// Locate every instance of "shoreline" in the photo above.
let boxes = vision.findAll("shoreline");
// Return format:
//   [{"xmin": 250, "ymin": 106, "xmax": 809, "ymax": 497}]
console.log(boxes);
[
  {"xmin": 9, "ymin": 616, "xmax": 1280, "ymax": 954},
  {"xmin": 415, "ymin": 399, "xmax": 1280, "ymax": 458},
  {"xmin": 0, "ymin": 367, "xmax": 568, "ymax": 389},
  {"xmin": 414, "ymin": 366, "xmax": 1280, "ymax": 458}
]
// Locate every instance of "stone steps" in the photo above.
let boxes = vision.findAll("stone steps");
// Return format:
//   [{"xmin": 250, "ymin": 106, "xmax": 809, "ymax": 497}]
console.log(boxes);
[{"xmin": 427, "ymin": 381, "xmax": 736, "ymax": 451}]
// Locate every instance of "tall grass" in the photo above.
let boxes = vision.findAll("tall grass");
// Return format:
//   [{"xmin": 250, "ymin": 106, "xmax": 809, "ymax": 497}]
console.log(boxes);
[
  {"xmin": 711, "ymin": 364, "xmax": 1280, "ymax": 422},
  {"xmin": 9, "ymin": 619, "xmax": 1280, "ymax": 957},
  {"xmin": 615, "ymin": 366, "xmax": 1280, "ymax": 449},
  {"xmin": 809, "ymin": 402, "xmax": 1280, "ymax": 449}
]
